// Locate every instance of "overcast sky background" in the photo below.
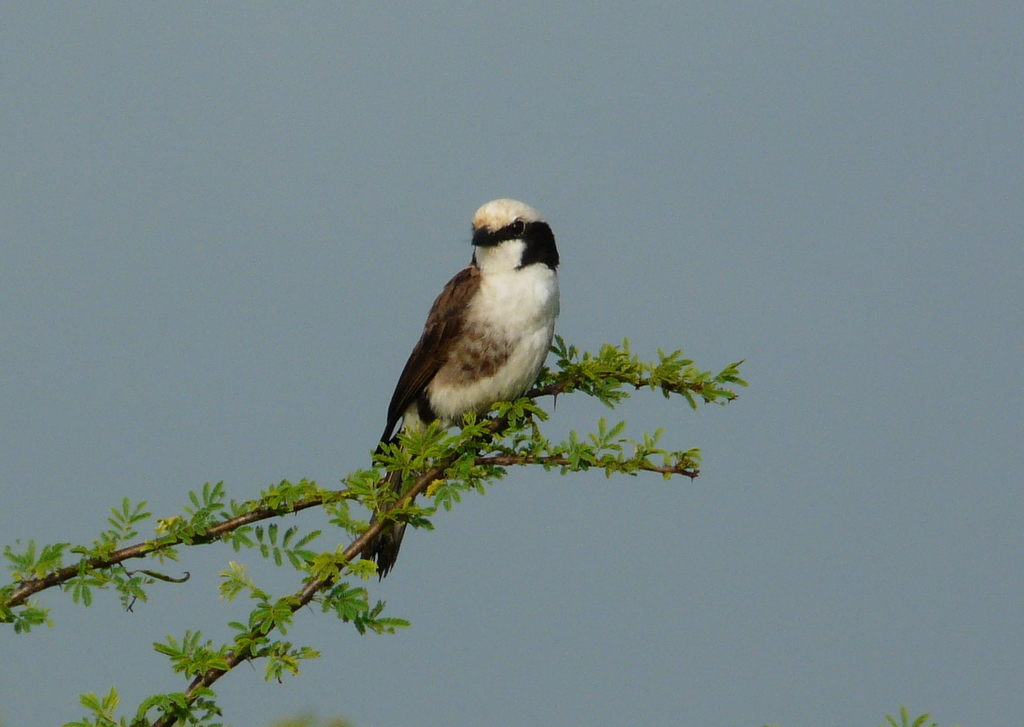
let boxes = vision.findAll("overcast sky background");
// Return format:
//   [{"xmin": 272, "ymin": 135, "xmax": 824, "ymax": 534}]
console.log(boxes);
[{"xmin": 2, "ymin": 4, "xmax": 1022, "ymax": 727}]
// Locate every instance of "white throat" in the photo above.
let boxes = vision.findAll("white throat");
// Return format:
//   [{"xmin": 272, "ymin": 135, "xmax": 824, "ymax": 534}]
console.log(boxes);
[{"xmin": 474, "ymin": 239, "xmax": 527, "ymax": 274}]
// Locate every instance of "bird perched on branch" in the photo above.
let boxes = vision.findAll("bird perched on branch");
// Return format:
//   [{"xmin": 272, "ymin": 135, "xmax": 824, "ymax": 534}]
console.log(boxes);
[{"xmin": 362, "ymin": 199, "xmax": 560, "ymax": 577}]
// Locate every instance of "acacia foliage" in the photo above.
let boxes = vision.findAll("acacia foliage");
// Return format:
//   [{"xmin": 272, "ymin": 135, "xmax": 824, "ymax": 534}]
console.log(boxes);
[{"xmin": 2, "ymin": 338, "xmax": 746, "ymax": 727}]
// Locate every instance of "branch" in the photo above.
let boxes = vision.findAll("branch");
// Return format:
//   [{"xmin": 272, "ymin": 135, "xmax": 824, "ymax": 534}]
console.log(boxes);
[
  {"xmin": 150, "ymin": 391, "xmax": 706, "ymax": 725},
  {"xmin": 477, "ymin": 454, "xmax": 699, "ymax": 479},
  {"xmin": 6, "ymin": 385, "xmax": 574, "ymax": 609},
  {"xmin": 150, "ymin": 451, "xmax": 466, "ymax": 727},
  {"xmin": 5, "ymin": 492, "xmax": 346, "ymax": 608},
  {"xmin": 150, "ymin": 407, "xmax": 545, "ymax": 725},
  {"xmin": 3, "ymin": 339, "xmax": 746, "ymax": 724},
  {"xmin": 8, "ymin": 340, "xmax": 733, "ymax": 609}
]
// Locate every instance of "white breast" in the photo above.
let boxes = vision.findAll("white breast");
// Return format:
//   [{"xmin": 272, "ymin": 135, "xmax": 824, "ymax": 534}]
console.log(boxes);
[{"xmin": 428, "ymin": 262, "xmax": 559, "ymax": 420}]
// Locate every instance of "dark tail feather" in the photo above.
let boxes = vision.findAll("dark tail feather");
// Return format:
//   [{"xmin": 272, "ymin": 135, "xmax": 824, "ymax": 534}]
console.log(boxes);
[{"xmin": 361, "ymin": 469, "xmax": 407, "ymax": 579}]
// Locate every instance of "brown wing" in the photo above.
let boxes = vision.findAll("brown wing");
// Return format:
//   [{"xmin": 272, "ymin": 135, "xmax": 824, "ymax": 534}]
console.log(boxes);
[{"xmin": 380, "ymin": 265, "xmax": 481, "ymax": 443}]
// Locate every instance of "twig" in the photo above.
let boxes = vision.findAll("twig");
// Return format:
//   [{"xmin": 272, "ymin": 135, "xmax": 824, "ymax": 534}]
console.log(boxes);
[
  {"xmin": 6, "ymin": 495, "xmax": 337, "ymax": 608},
  {"xmin": 477, "ymin": 454, "xmax": 699, "ymax": 479}
]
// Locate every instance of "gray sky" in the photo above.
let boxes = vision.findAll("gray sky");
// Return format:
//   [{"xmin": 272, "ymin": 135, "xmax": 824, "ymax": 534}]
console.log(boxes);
[{"xmin": 2, "ymin": 4, "xmax": 1022, "ymax": 726}]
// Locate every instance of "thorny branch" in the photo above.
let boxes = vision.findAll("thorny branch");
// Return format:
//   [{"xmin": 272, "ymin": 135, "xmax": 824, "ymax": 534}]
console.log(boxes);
[
  {"xmin": 150, "ymin": 416, "xmax": 506, "ymax": 727},
  {"xmin": 149, "ymin": 391, "xmax": 711, "ymax": 725},
  {"xmin": 2, "ymin": 340, "xmax": 746, "ymax": 726},
  {"xmin": 8, "ymin": 357, "xmax": 730, "ymax": 607},
  {"xmin": 5, "ymin": 494, "xmax": 338, "ymax": 608},
  {"xmin": 477, "ymin": 454, "xmax": 699, "ymax": 479}
]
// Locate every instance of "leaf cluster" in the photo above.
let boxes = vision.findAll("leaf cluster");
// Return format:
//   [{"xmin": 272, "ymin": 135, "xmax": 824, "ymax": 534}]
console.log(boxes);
[{"xmin": 539, "ymin": 336, "xmax": 746, "ymax": 409}]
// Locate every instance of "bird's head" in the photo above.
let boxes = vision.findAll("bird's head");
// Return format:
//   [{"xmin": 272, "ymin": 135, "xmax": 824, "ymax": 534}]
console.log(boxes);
[{"xmin": 471, "ymin": 199, "xmax": 559, "ymax": 272}]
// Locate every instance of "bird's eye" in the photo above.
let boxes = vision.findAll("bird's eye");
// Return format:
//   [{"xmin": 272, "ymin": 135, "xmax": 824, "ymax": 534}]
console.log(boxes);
[{"xmin": 509, "ymin": 219, "xmax": 526, "ymax": 236}]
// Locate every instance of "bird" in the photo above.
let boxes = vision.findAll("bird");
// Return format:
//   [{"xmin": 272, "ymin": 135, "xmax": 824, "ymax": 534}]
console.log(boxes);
[{"xmin": 362, "ymin": 199, "xmax": 560, "ymax": 578}]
